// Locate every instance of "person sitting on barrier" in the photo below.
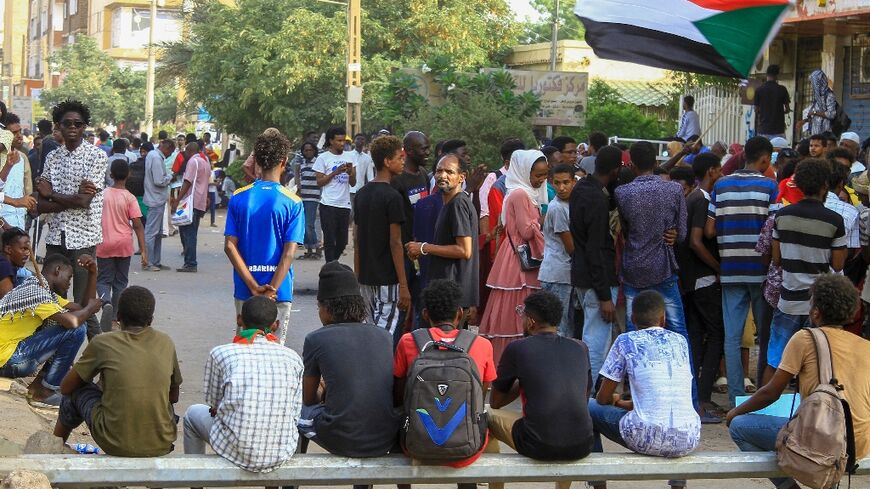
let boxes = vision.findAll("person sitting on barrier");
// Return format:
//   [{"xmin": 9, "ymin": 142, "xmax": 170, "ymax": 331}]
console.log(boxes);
[
  {"xmin": 54, "ymin": 286, "xmax": 182, "ymax": 457},
  {"xmin": 726, "ymin": 274, "xmax": 870, "ymax": 489},
  {"xmin": 183, "ymin": 295, "xmax": 303, "ymax": 487},
  {"xmin": 298, "ymin": 262, "xmax": 400, "ymax": 479},
  {"xmin": 488, "ymin": 290, "xmax": 594, "ymax": 489},
  {"xmin": 588, "ymin": 290, "xmax": 700, "ymax": 489}
]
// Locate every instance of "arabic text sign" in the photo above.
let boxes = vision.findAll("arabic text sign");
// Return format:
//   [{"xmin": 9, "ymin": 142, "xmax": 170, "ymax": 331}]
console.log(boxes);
[{"xmin": 487, "ymin": 69, "xmax": 589, "ymax": 127}]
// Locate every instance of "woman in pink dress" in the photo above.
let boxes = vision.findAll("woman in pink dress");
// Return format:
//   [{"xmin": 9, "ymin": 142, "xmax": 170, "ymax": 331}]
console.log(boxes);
[{"xmin": 479, "ymin": 149, "xmax": 549, "ymax": 365}]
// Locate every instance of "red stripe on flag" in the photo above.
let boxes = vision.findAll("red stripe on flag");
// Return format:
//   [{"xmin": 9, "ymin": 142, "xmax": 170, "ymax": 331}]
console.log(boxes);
[{"xmin": 688, "ymin": 0, "xmax": 789, "ymax": 11}]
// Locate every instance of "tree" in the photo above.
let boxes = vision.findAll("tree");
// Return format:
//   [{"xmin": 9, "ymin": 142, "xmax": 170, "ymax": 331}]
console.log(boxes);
[
  {"xmin": 571, "ymin": 79, "xmax": 673, "ymax": 140},
  {"xmin": 522, "ymin": 0, "xmax": 585, "ymax": 44},
  {"xmin": 39, "ymin": 36, "xmax": 177, "ymax": 127}
]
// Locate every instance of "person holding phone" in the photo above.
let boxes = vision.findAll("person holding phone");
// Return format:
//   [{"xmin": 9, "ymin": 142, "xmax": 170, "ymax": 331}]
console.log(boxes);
[{"xmin": 314, "ymin": 126, "xmax": 356, "ymax": 262}]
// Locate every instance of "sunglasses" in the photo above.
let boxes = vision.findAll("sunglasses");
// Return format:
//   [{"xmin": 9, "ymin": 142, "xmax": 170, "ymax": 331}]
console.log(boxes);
[{"xmin": 60, "ymin": 120, "xmax": 86, "ymax": 129}]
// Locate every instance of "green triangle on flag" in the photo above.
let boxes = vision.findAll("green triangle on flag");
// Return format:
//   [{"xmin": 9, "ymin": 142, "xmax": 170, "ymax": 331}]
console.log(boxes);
[{"xmin": 692, "ymin": 4, "xmax": 789, "ymax": 78}]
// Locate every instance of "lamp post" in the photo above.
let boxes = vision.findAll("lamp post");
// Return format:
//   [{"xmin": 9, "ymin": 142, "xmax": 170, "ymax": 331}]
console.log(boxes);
[{"xmin": 144, "ymin": 0, "xmax": 157, "ymax": 138}]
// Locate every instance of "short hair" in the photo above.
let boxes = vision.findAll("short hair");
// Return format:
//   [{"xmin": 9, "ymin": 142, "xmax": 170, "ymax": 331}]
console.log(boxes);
[
  {"xmin": 767, "ymin": 64, "xmax": 780, "ymax": 76},
  {"xmin": 353, "ymin": 132, "xmax": 366, "ymax": 141},
  {"xmin": 629, "ymin": 141, "xmax": 657, "ymax": 171},
  {"xmin": 827, "ymin": 147, "xmax": 855, "ymax": 164},
  {"xmin": 438, "ymin": 153, "xmax": 467, "ymax": 173},
  {"xmin": 744, "ymin": 136, "xmax": 773, "ymax": 163},
  {"xmin": 797, "ymin": 138, "xmax": 810, "ymax": 157},
  {"xmin": 203, "ymin": 132, "xmax": 211, "ymax": 139},
  {"xmin": 117, "ymin": 286, "xmax": 156, "ymax": 327},
  {"xmin": 810, "ymin": 133, "xmax": 826, "ymax": 143},
  {"xmin": 98, "ymin": 130, "xmax": 109, "ymax": 141},
  {"xmin": 692, "ymin": 152, "xmax": 721, "ymax": 180},
  {"xmin": 319, "ymin": 296, "xmax": 368, "ymax": 323},
  {"xmin": 523, "ymin": 291, "xmax": 563, "ymax": 327},
  {"xmin": 618, "ymin": 166, "xmax": 636, "ymax": 186},
  {"xmin": 324, "ymin": 126, "xmax": 346, "ymax": 147},
  {"xmin": 811, "ymin": 274, "xmax": 859, "ymax": 325},
  {"xmin": 110, "ymin": 158, "xmax": 130, "ymax": 180},
  {"xmin": 2, "ymin": 227, "xmax": 28, "ymax": 248},
  {"xmin": 632, "ymin": 290, "xmax": 665, "ymax": 327},
  {"xmin": 253, "ymin": 129, "xmax": 291, "ymax": 171},
  {"xmin": 541, "ymin": 145, "xmax": 560, "ymax": 160},
  {"xmin": 588, "ymin": 131, "xmax": 608, "ymax": 151},
  {"xmin": 793, "ymin": 158, "xmax": 831, "ymax": 196},
  {"xmin": 421, "ymin": 279, "xmax": 462, "ymax": 324},
  {"xmin": 595, "ymin": 145, "xmax": 622, "ymax": 175},
  {"xmin": 551, "ymin": 163, "xmax": 575, "ymax": 178},
  {"xmin": 51, "ymin": 99, "xmax": 91, "ymax": 125},
  {"xmin": 653, "ymin": 166, "xmax": 669, "ymax": 176},
  {"xmin": 778, "ymin": 158, "xmax": 798, "ymax": 183},
  {"xmin": 111, "ymin": 139, "xmax": 127, "ymax": 153},
  {"xmin": 240, "ymin": 296, "xmax": 278, "ymax": 331},
  {"xmin": 42, "ymin": 253, "xmax": 72, "ymax": 271},
  {"xmin": 4, "ymin": 113, "xmax": 20, "ymax": 126},
  {"xmin": 500, "ymin": 138, "xmax": 525, "ymax": 161},
  {"xmin": 669, "ymin": 166, "xmax": 695, "ymax": 185},
  {"xmin": 157, "ymin": 130, "xmax": 168, "ymax": 140},
  {"xmin": 185, "ymin": 132, "xmax": 198, "ymax": 144},
  {"xmin": 441, "ymin": 139, "xmax": 467, "ymax": 155},
  {"xmin": 130, "ymin": 137, "xmax": 142, "ymax": 149},
  {"xmin": 551, "ymin": 136, "xmax": 576, "ymax": 152},
  {"xmin": 300, "ymin": 141, "xmax": 318, "ymax": 156},
  {"xmin": 37, "ymin": 119, "xmax": 52, "ymax": 135},
  {"xmin": 683, "ymin": 95, "xmax": 695, "ymax": 108},
  {"xmin": 370, "ymin": 135, "xmax": 403, "ymax": 171},
  {"xmin": 827, "ymin": 159, "xmax": 850, "ymax": 190},
  {"xmin": 821, "ymin": 131, "xmax": 837, "ymax": 144}
]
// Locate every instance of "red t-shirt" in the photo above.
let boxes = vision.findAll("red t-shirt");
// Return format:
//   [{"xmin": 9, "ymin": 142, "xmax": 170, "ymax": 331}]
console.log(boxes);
[
  {"xmin": 777, "ymin": 176, "xmax": 804, "ymax": 205},
  {"xmin": 394, "ymin": 327, "xmax": 496, "ymax": 467}
]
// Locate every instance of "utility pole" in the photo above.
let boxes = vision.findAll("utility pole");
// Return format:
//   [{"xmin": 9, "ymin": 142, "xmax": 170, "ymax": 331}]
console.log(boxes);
[
  {"xmin": 144, "ymin": 0, "xmax": 157, "ymax": 138},
  {"xmin": 546, "ymin": 0, "xmax": 560, "ymax": 140},
  {"xmin": 346, "ymin": 0, "xmax": 362, "ymax": 136}
]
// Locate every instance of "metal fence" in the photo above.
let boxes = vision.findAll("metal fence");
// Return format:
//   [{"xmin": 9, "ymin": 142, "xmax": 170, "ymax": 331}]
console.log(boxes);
[{"xmin": 686, "ymin": 85, "xmax": 747, "ymax": 145}]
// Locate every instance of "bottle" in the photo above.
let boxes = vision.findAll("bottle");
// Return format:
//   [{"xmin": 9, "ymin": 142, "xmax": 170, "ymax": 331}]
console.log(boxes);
[{"xmin": 68, "ymin": 443, "xmax": 101, "ymax": 454}]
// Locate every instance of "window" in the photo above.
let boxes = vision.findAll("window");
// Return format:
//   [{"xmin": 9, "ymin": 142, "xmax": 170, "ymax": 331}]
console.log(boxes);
[
  {"xmin": 69, "ymin": 0, "xmax": 77, "ymax": 16},
  {"xmin": 53, "ymin": 2, "xmax": 64, "ymax": 31}
]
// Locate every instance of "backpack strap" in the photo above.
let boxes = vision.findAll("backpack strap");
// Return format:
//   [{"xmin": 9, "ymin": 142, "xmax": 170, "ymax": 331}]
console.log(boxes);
[
  {"xmin": 450, "ymin": 329, "xmax": 477, "ymax": 354},
  {"xmin": 412, "ymin": 328, "xmax": 435, "ymax": 354},
  {"xmin": 806, "ymin": 327, "xmax": 837, "ymax": 387}
]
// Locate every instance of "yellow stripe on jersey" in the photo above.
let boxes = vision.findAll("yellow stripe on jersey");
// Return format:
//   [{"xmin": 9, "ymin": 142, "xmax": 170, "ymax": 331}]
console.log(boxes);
[
  {"xmin": 279, "ymin": 186, "xmax": 302, "ymax": 203},
  {"xmin": 234, "ymin": 183, "xmax": 255, "ymax": 196}
]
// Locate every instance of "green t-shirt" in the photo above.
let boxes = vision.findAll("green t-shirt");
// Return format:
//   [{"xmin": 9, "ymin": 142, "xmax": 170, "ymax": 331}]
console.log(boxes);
[{"xmin": 74, "ymin": 327, "xmax": 182, "ymax": 457}]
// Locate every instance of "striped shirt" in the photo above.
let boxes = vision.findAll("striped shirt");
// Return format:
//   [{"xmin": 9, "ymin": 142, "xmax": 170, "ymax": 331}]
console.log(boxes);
[
  {"xmin": 708, "ymin": 169, "xmax": 779, "ymax": 284},
  {"xmin": 773, "ymin": 199, "xmax": 846, "ymax": 315},
  {"xmin": 295, "ymin": 156, "xmax": 320, "ymax": 202}
]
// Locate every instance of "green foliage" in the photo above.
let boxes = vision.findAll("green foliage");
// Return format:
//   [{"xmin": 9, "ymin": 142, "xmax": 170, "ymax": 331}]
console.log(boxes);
[
  {"xmin": 668, "ymin": 71, "xmax": 737, "ymax": 91},
  {"xmin": 570, "ymin": 79, "xmax": 672, "ymax": 140},
  {"xmin": 39, "ymin": 36, "xmax": 177, "ymax": 127},
  {"xmin": 520, "ymin": 0, "xmax": 585, "ymax": 44},
  {"xmin": 225, "ymin": 158, "xmax": 247, "ymax": 188}
]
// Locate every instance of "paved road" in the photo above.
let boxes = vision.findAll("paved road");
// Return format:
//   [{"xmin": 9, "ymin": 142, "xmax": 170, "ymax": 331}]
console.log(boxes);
[{"xmin": 97, "ymin": 209, "xmax": 798, "ymax": 488}]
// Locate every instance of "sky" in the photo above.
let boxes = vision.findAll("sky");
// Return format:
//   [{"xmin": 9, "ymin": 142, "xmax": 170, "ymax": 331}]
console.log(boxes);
[{"xmin": 508, "ymin": 0, "xmax": 543, "ymax": 20}]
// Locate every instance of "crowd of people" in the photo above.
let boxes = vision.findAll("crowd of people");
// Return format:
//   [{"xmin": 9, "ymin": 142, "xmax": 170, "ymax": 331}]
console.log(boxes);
[{"xmin": 0, "ymin": 91, "xmax": 867, "ymax": 489}]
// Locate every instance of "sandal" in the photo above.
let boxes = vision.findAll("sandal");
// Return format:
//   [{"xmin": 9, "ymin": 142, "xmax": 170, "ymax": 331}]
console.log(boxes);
[
  {"xmin": 28, "ymin": 392, "xmax": 62, "ymax": 409},
  {"xmin": 744, "ymin": 378, "xmax": 757, "ymax": 393}
]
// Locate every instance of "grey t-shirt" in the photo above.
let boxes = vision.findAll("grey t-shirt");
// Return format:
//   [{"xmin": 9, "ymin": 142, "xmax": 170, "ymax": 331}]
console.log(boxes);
[
  {"xmin": 578, "ymin": 155, "xmax": 596, "ymax": 175},
  {"xmin": 302, "ymin": 323, "xmax": 401, "ymax": 457},
  {"xmin": 538, "ymin": 198, "xmax": 571, "ymax": 284}
]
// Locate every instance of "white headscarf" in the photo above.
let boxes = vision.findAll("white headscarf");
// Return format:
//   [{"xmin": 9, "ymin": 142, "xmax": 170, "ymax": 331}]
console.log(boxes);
[{"xmin": 502, "ymin": 149, "xmax": 546, "ymax": 224}]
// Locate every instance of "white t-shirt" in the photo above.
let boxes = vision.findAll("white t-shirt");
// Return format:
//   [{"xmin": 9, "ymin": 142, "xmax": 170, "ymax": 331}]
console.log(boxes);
[
  {"xmin": 349, "ymin": 149, "xmax": 374, "ymax": 193},
  {"xmin": 313, "ymin": 151, "xmax": 355, "ymax": 209}
]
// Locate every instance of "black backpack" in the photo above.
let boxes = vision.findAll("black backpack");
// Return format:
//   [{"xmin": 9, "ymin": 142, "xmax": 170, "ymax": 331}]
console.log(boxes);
[
  {"xmin": 831, "ymin": 101, "xmax": 852, "ymax": 138},
  {"xmin": 400, "ymin": 329, "xmax": 487, "ymax": 462},
  {"xmin": 126, "ymin": 157, "xmax": 146, "ymax": 197}
]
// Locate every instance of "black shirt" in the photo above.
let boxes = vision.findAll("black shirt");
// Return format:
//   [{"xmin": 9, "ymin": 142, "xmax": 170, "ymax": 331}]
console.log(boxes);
[
  {"xmin": 353, "ymin": 181, "xmax": 405, "ymax": 286},
  {"xmin": 676, "ymin": 189, "xmax": 720, "ymax": 292},
  {"xmin": 492, "ymin": 334, "xmax": 594, "ymax": 460},
  {"xmin": 754, "ymin": 80, "xmax": 790, "ymax": 135},
  {"xmin": 429, "ymin": 192, "xmax": 479, "ymax": 308},
  {"xmin": 0, "ymin": 255, "xmax": 14, "ymax": 286},
  {"xmin": 570, "ymin": 176, "xmax": 618, "ymax": 301},
  {"xmin": 302, "ymin": 323, "xmax": 401, "ymax": 457},
  {"xmin": 391, "ymin": 170, "xmax": 430, "ymax": 244}
]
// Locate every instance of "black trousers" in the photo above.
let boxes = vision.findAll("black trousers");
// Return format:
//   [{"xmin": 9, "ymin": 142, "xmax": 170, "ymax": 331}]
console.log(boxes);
[
  {"xmin": 684, "ymin": 283, "xmax": 725, "ymax": 404},
  {"xmin": 319, "ymin": 204, "xmax": 350, "ymax": 262}
]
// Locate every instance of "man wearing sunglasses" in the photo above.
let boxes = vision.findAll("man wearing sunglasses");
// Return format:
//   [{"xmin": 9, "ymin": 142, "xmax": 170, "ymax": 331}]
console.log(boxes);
[{"xmin": 36, "ymin": 100, "xmax": 109, "ymax": 340}]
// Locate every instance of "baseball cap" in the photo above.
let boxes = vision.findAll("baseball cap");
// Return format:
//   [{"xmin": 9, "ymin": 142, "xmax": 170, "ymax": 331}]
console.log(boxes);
[{"xmin": 840, "ymin": 132, "xmax": 861, "ymax": 144}]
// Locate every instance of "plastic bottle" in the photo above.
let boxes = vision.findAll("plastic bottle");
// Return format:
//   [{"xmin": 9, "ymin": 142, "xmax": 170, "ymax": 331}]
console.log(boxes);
[{"xmin": 68, "ymin": 443, "xmax": 101, "ymax": 454}]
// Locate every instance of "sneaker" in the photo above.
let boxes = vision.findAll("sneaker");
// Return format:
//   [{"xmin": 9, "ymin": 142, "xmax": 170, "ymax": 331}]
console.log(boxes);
[
  {"xmin": 147, "ymin": 265, "xmax": 162, "ymax": 272},
  {"xmin": 176, "ymin": 267, "xmax": 197, "ymax": 273},
  {"xmin": 99, "ymin": 305, "xmax": 114, "ymax": 334},
  {"xmin": 744, "ymin": 377, "xmax": 757, "ymax": 393},
  {"xmin": 714, "ymin": 376, "xmax": 728, "ymax": 393}
]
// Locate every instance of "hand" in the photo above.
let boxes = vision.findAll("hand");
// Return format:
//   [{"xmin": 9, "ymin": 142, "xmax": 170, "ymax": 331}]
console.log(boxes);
[
  {"xmin": 85, "ymin": 297, "xmax": 104, "ymax": 312},
  {"xmin": 169, "ymin": 197, "xmax": 178, "ymax": 209},
  {"xmin": 466, "ymin": 165, "xmax": 488, "ymax": 193},
  {"xmin": 398, "ymin": 284, "xmax": 411, "ymax": 311},
  {"xmin": 7, "ymin": 150, "xmax": 19, "ymax": 165},
  {"xmin": 405, "ymin": 241, "xmax": 423, "ymax": 260},
  {"xmin": 36, "ymin": 178, "xmax": 52, "ymax": 198},
  {"xmin": 611, "ymin": 393, "xmax": 621, "ymax": 405},
  {"xmin": 209, "ymin": 407, "xmax": 217, "ymax": 417},
  {"xmin": 491, "ymin": 224, "xmax": 504, "ymax": 240},
  {"xmin": 663, "ymin": 228, "xmax": 678, "ymax": 246},
  {"xmin": 140, "ymin": 255, "xmax": 148, "ymax": 268},
  {"xmin": 11, "ymin": 196, "xmax": 36, "ymax": 210},
  {"xmin": 466, "ymin": 306, "xmax": 478, "ymax": 325},
  {"xmin": 252, "ymin": 284, "xmax": 277, "ymax": 300},
  {"xmin": 77, "ymin": 254, "xmax": 97, "ymax": 273},
  {"xmin": 78, "ymin": 180, "xmax": 97, "ymax": 195},
  {"xmin": 725, "ymin": 409, "xmax": 737, "ymax": 427},
  {"xmin": 599, "ymin": 299, "xmax": 616, "ymax": 324}
]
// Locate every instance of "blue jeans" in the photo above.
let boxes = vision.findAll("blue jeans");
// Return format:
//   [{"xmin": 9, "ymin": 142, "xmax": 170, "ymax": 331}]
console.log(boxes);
[
  {"xmin": 0, "ymin": 324, "xmax": 86, "ymax": 389},
  {"xmin": 541, "ymin": 282, "xmax": 574, "ymax": 338},
  {"xmin": 178, "ymin": 209, "xmax": 204, "ymax": 268},
  {"xmin": 729, "ymin": 414, "xmax": 795, "ymax": 488},
  {"xmin": 624, "ymin": 276, "xmax": 697, "ymax": 409},
  {"xmin": 768, "ymin": 310, "xmax": 810, "ymax": 369},
  {"xmin": 577, "ymin": 286, "xmax": 620, "ymax": 382},
  {"xmin": 588, "ymin": 399, "xmax": 685, "ymax": 487},
  {"xmin": 302, "ymin": 200, "xmax": 320, "ymax": 250},
  {"xmin": 722, "ymin": 283, "xmax": 768, "ymax": 406}
]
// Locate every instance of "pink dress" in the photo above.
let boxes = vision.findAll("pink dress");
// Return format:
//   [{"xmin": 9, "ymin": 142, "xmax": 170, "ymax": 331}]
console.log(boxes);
[{"xmin": 478, "ymin": 190, "xmax": 544, "ymax": 366}]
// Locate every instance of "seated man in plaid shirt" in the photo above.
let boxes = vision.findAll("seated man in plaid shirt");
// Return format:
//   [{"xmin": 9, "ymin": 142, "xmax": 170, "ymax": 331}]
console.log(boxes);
[{"xmin": 183, "ymin": 296, "xmax": 304, "ymax": 485}]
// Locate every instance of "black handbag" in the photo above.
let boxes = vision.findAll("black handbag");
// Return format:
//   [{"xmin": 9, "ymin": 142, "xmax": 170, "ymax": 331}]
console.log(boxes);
[{"xmin": 507, "ymin": 233, "xmax": 541, "ymax": 271}]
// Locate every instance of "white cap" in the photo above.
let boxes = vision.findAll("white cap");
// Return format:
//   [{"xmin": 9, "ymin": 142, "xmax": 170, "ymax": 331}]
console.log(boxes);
[
  {"xmin": 770, "ymin": 137, "xmax": 789, "ymax": 148},
  {"xmin": 840, "ymin": 132, "xmax": 861, "ymax": 144}
]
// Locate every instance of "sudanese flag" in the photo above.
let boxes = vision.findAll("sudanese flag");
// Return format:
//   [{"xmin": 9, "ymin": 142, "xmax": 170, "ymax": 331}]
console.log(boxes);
[{"xmin": 575, "ymin": 0, "xmax": 792, "ymax": 78}]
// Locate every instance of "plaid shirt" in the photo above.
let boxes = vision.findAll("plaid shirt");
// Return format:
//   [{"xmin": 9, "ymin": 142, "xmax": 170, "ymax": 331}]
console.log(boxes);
[
  {"xmin": 825, "ymin": 192, "xmax": 860, "ymax": 249},
  {"xmin": 204, "ymin": 337, "xmax": 304, "ymax": 472}
]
